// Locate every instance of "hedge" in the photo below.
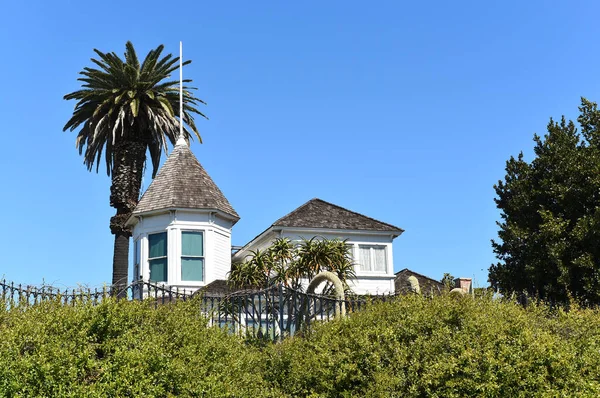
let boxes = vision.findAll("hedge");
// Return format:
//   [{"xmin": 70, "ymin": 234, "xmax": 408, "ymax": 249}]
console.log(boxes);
[
  {"xmin": 0, "ymin": 298, "xmax": 274, "ymax": 397},
  {"xmin": 1, "ymin": 294, "xmax": 600, "ymax": 397}
]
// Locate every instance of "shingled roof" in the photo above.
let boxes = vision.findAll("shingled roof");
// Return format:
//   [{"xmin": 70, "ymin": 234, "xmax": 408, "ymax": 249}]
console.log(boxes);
[
  {"xmin": 272, "ymin": 198, "xmax": 403, "ymax": 234},
  {"xmin": 132, "ymin": 143, "xmax": 239, "ymax": 221}
]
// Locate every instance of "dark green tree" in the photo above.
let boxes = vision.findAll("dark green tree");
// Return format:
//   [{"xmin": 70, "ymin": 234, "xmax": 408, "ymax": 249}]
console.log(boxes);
[
  {"xmin": 441, "ymin": 273, "xmax": 455, "ymax": 290},
  {"xmin": 63, "ymin": 42, "xmax": 206, "ymax": 291},
  {"xmin": 490, "ymin": 98, "xmax": 600, "ymax": 305}
]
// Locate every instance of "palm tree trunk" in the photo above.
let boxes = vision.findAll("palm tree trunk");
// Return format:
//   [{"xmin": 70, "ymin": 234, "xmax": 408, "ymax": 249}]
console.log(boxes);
[
  {"xmin": 112, "ymin": 231, "xmax": 130, "ymax": 295},
  {"xmin": 109, "ymin": 140, "xmax": 146, "ymax": 296}
]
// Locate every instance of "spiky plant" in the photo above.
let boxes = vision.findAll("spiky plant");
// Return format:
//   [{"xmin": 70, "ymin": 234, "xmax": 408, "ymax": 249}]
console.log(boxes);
[
  {"xmin": 63, "ymin": 42, "xmax": 206, "ymax": 292},
  {"xmin": 228, "ymin": 250, "xmax": 273, "ymax": 289},
  {"xmin": 228, "ymin": 237, "xmax": 356, "ymax": 291}
]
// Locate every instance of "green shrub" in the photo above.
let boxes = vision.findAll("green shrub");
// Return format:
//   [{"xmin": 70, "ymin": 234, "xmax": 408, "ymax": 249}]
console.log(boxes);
[
  {"xmin": 2, "ymin": 294, "xmax": 600, "ymax": 397},
  {"xmin": 267, "ymin": 295, "xmax": 600, "ymax": 397},
  {"xmin": 0, "ymin": 297, "xmax": 274, "ymax": 397}
]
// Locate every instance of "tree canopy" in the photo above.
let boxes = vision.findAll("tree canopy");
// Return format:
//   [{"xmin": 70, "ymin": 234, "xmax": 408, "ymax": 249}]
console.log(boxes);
[
  {"xmin": 64, "ymin": 41, "xmax": 205, "ymax": 177},
  {"xmin": 441, "ymin": 273, "xmax": 455, "ymax": 290},
  {"xmin": 63, "ymin": 42, "xmax": 205, "ymax": 289},
  {"xmin": 490, "ymin": 98, "xmax": 600, "ymax": 305}
]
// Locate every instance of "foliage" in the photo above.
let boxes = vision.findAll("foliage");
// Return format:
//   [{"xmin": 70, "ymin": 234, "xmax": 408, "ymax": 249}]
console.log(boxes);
[
  {"xmin": 267, "ymin": 295, "xmax": 600, "ymax": 397},
  {"xmin": 0, "ymin": 297, "xmax": 273, "ymax": 397},
  {"xmin": 63, "ymin": 41, "xmax": 205, "ymax": 177},
  {"xmin": 63, "ymin": 42, "xmax": 206, "ymax": 287},
  {"xmin": 229, "ymin": 237, "xmax": 356, "ymax": 292},
  {"xmin": 227, "ymin": 238, "xmax": 355, "ymax": 335},
  {"xmin": 2, "ymin": 295, "xmax": 600, "ymax": 396},
  {"xmin": 490, "ymin": 98, "xmax": 600, "ymax": 305},
  {"xmin": 441, "ymin": 272, "xmax": 455, "ymax": 290}
]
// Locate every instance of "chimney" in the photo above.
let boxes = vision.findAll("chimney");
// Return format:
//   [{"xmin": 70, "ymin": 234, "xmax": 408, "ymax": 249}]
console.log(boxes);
[{"xmin": 454, "ymin": 277, "xmax": 472, "ymax": 294}]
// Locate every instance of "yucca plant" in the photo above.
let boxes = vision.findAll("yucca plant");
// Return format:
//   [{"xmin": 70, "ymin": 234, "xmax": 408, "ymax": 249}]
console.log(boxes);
[
  {"xmin": 63, "ymin": 42, "xmax": 206, "ymax": 292},
  {"xmin": 229, "ymin": 237, "xmax": 356, "ymax": 291},
  {"xmin": 228, "ymin": 252, "xmax": 271, "ymax": 289}
]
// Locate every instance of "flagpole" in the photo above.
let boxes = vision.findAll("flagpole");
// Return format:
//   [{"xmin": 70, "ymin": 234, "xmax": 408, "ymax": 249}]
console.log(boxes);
[
  {"xmin": 179, "ymin": 41, "xmax": 183, "ymax": 139},
  {"xmin": 177, "ymin": 41, "xmax": 185, "ymax": 146}
]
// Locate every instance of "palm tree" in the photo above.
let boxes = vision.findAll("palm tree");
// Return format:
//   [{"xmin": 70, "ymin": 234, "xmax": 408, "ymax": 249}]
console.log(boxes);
[{"xmin": 63, "ymin": 42, "xmax": 206, "ymax": 292}]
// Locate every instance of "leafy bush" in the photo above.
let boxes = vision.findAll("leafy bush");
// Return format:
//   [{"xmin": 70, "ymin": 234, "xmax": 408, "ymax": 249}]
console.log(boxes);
[
  {"xmin": 267, "ymin": 295, "xmax": 600, "ymax": 397},
  {"xmin": 2, "ymin": 294, "xmax": 600, "ymax": 396},
  {"xmin": 0, "ymin": 297, "xmax": 273, "ymax": 397}
]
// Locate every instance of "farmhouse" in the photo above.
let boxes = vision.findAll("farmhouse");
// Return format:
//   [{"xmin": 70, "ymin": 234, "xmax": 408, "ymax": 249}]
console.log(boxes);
[{"xmin": 127, "ymin": 139, "xmax": 404, "ymax": 295}]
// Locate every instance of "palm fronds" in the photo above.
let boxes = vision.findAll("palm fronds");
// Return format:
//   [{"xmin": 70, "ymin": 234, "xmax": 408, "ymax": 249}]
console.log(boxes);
[{"xmin": 63, "ymin": 41, "xmax": 206, "ymax": 177}]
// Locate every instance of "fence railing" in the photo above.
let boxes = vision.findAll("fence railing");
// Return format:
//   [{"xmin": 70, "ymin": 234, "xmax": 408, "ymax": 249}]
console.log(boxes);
[{"xmin": 0, "ymin": 279, "xmax": 394, "ymax": 340}]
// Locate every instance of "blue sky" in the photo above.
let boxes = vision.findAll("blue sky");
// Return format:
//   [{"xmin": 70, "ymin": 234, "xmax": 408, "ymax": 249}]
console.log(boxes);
[{"xmin": 1, "ymin": 1, "xmax": 598, "ymax": 289}]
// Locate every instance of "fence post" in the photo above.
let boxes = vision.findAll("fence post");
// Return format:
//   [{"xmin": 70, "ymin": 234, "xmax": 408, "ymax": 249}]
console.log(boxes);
[
  {"xmin": 238, "ymin": 295, "xmax": 243, "ymax": 336},
  {"xmin": 278, "ymin": 284, "xmax": 284, "ymax": 342},
  {"xmin": 218, "ymin": 296, "xmax": 222, "ymax": 327},
  {"xmin": 272, "ymin": 286, "xmax": 277, "ymax": 341}
]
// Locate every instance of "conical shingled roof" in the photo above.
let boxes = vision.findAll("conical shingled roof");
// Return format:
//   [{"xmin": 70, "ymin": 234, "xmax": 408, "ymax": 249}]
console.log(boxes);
[
  {"xmin": 272, "ymin": 198, "xmax": 403, "ymax": 234},
  {"xmin": 133, "ymin": 144, "xmax": 239, "ymax": 221}
]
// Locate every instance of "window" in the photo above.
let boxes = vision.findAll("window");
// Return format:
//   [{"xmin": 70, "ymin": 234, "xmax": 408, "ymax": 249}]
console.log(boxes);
[
  {"xmin": 133, "ymin": 239, "xmax": 141, "ymax": 281},
  {"xmin": 357, "ymin": 245, "xmax": 387, "ymax": 273},
  {"xmin": 181, "ymin": 231, "xmax": 204, "ymax": 281},
  {"xmin": 149, "ymin": 232, "xmax": 167, "ymax": 282}
]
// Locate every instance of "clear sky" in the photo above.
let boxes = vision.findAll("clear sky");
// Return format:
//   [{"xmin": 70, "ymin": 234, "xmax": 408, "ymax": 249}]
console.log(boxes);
[{"xmin": 1, "ymin": 0, "xmax": 598, "ymax": 289}]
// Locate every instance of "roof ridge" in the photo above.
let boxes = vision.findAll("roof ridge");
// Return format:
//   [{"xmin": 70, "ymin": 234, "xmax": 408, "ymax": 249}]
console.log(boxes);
[
  {"xmin": 272, "ymin": 198, "xmax": 403, "ymax": 233},
  {"xmin": 395, "ymin": 268, "xmax": 442, "ymax": 284},
  {"xmin": 309, "ymin": 198, "xmax": 404, "ymax": 232}
]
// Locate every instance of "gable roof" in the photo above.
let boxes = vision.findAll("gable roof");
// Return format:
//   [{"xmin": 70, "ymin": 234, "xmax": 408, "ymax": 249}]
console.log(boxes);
[
  {"xmin": 132, "ymin": 143, "xmax": 239, "ymax": 221},
  {"xmin": 272, "ymin": 198, "xmax": 403, "ymax": 234},
  {"xmin": 394, "ymin": 268, "xmax": 444, "ymax": 295},
  {"xmin": 394, "ymin": 268, "xmax": 443, "ymax": 286}
]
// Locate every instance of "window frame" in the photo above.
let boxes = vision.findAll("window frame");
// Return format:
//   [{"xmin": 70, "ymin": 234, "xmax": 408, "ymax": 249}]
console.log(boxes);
[
  {"xmin": 148, "ymin": 231, "xmax": 168, "ymax": 283},
  {"xmin": 180, "ymin": 230, "xmax": 205, "ymax": 282},
  {"xmin": 356, "ymin": 244, "xmax": 388, "ymax": 274},
  {"xmin": 133, "ymin": 239, "xmax": 141, "ymax": 281}
]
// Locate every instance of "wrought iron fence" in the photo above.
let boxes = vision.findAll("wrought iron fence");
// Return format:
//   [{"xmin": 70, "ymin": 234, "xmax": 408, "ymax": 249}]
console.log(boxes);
[
  {"xmin": 0, "ymin": 280, "xmax": 108, "ymax": 307},
  {"xmin": 201, "ymin": 284, "xmax": 356, "ymax": 341},
  {"xmin": 0, "ymin": 279, "xmax": 393, "ymax": 341}
]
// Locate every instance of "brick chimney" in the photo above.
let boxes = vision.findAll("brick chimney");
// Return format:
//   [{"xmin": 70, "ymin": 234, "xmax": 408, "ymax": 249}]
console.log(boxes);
[{"xmin": 454, "ymin": 277, "xmax": 472, "ymax": 294}]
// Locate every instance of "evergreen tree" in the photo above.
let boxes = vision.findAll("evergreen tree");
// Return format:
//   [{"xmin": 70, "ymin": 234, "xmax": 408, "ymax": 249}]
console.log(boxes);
[
  {"xmin": 490, "ymin": 98, "xmax": 600, "ymax": 305},
  {"xmin": 441, "ymin": 273, "xmax": 455, "ymax": 290}
]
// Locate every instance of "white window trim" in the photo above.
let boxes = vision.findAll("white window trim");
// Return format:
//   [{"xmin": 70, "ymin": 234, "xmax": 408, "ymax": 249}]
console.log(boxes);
[
  {"xmin": 355, "ymin": 244, "xmax": 389, "ymax": 275},
  {"xmin": 180, "ymin": 230, "xmax": 205, "ymax": 283},
  {"xmin": 133, "ymin": 239, "xmax": 141, "ymax": 281},
  {"xmin": 148, "ymin": 231, "xmax": 168, "ymax": 283}
]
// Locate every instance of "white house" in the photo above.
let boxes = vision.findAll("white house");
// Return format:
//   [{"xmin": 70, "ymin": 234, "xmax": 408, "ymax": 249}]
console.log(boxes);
[
  {"xmin": 127, "ymin": 140, "xmax": 403, "ymax": 295},
  {"xmin": 232, "ymin": 198, "xmax": 404, "ymax": 295}
]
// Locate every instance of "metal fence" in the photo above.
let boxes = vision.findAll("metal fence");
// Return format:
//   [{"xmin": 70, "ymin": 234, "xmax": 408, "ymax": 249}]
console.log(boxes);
[
  {"xmin": 0, "ymin": 280, "xmax": 201, "ymax": 307},
  {"xmin": 199, "ymin": 284, "xmax": 375, "ymax": 341},
  {"xmin": 0, "ymin": 279, "xmax": 394, "ymax": 341},
  {"xmin": 0, "ymin": 280, "xmax": 109, "ymax": 306}
]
